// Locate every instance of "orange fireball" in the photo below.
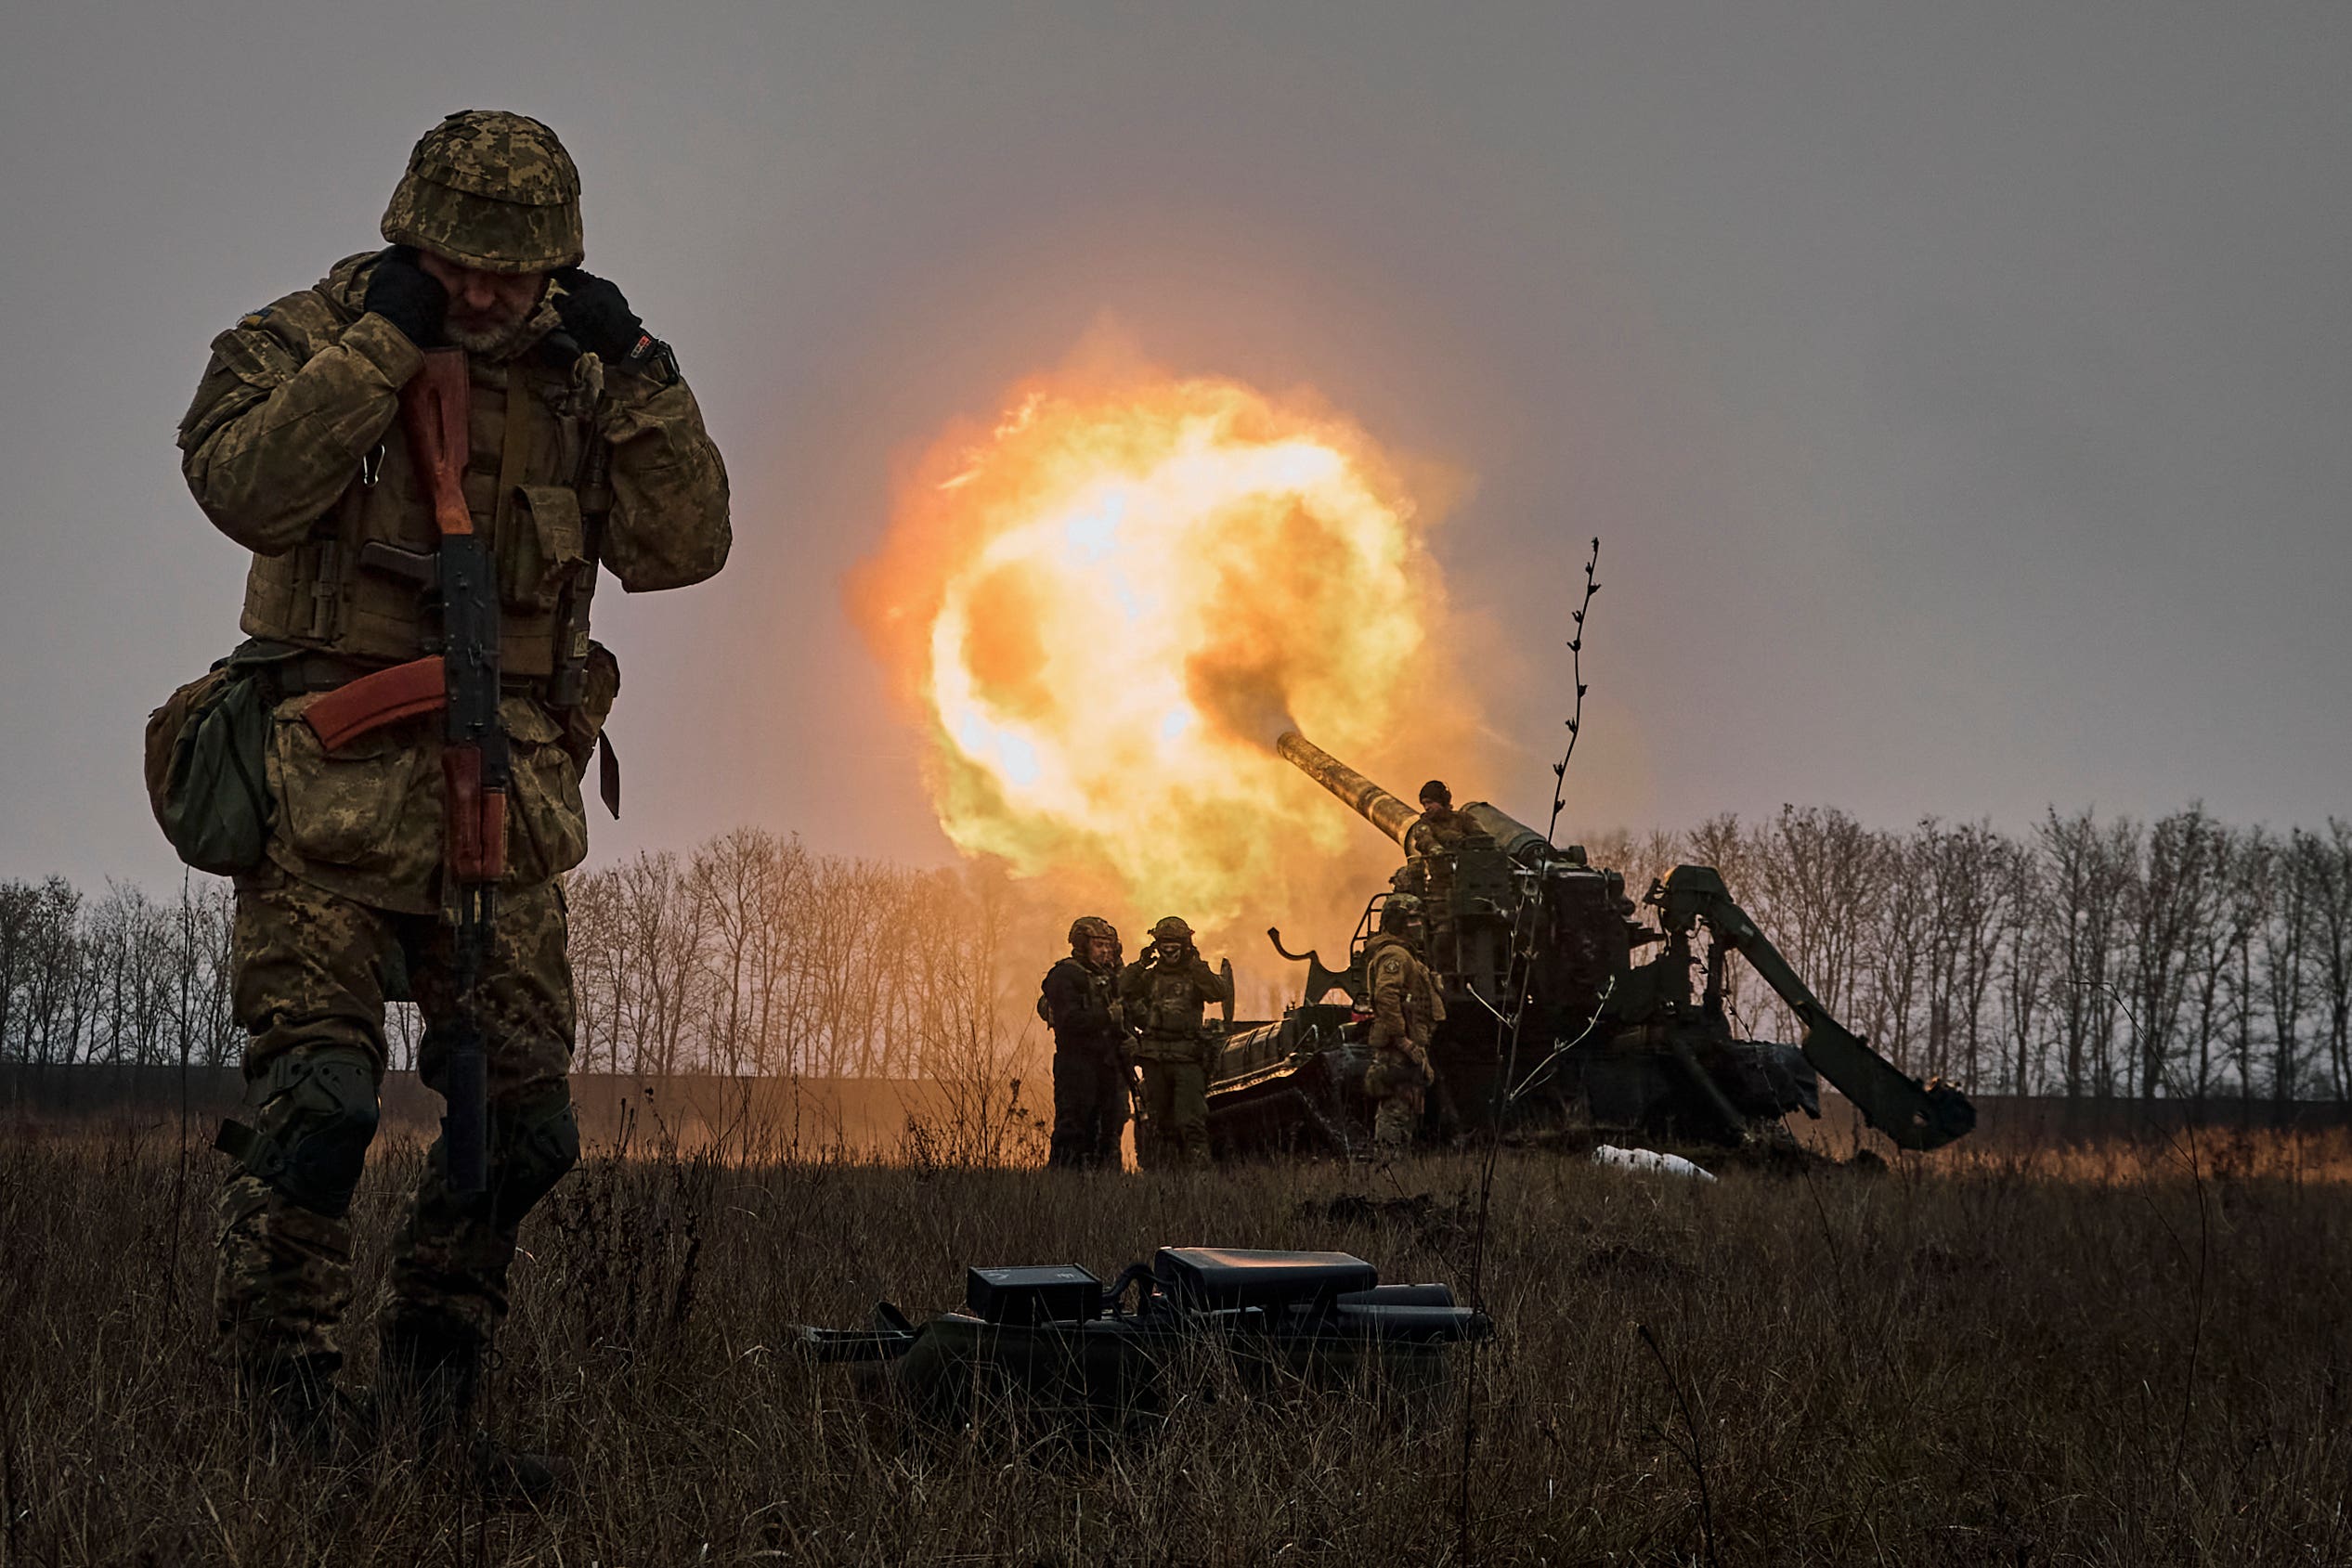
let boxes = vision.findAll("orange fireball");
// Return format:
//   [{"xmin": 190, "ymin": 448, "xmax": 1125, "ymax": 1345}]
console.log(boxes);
[{"xmin": 851, "ymin": 363, "xmax": 1470, "ymax": 933}]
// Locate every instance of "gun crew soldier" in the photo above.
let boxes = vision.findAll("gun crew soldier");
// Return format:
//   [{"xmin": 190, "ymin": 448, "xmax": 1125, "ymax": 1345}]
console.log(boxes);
[
  {"xmin": 1041, "ymin": 916, "xmax": 1133, "ymax": 1169},
  {"xmin": 1119, "ymin": 916, "xmax": 1232, "ymax": 1170},
  {"xmin": 1362, "ymin": 894, "xmax": 1444, "ymax": 1157},
  {"xmin": 159, "ymin": 110, "xmax": 730, "ymax": 1488},
  {"xmin": 1402, "ymin": 779, "xmax": 1471, "ymax": 968}
]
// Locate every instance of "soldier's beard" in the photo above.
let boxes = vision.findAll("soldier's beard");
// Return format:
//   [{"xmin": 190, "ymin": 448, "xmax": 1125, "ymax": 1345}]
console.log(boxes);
[{"xmin": 443, "ymin": 314, "xmax": 536, "ymax": 359}]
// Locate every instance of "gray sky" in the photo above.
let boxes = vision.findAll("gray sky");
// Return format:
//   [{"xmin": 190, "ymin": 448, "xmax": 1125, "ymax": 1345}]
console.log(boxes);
[{"xmin": 4, "ymin": 2, "xmax": 2346, "ymax": 892}]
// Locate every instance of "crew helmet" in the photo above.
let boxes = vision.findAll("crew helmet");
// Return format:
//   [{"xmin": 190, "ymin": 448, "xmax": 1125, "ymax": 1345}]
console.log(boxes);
[
  {"xmin": 1068, "ymin": 915, "xmax": 1118, "ymax": 953},
  {"xmin": 1419, "ymin": 780, "xmax": 1452, "ymax": 807},
  {"xmin": 1149, "ymin": 916, "xmax": 1195, "ymax": 945},
  {"xmin": 1380, "ymin": 892, "xmax": 1424, "ymax": 936},
  {"xmin": 382, "ymin": 110, "xmax": 584, "ymax": 274}
]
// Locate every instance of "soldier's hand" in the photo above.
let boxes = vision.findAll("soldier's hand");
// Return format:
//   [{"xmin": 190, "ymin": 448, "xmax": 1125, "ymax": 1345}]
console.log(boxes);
[
  {"xmin": 362, "ymin": 247, "xmax": 448, "ymax": 349},
  {"xmin": 552, "ymin": 266, "xmax": 653, "ymax": 365}
]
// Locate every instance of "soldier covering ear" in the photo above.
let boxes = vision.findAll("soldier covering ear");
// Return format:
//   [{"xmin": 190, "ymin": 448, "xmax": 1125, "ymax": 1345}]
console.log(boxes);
[
  {"xmin": 1120, "ymin": 917, "xmax": 1228, "ymax": 1169},
  {"xmin": 171, "ymin": 108, "xmax": 732, "ymax": 1494}
]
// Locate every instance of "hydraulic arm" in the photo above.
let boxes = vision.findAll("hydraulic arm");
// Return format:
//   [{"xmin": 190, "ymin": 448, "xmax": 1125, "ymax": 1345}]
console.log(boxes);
[{"xmin": 1652, "ymin": 866, "xmax": 1976, "ymax": 1152}]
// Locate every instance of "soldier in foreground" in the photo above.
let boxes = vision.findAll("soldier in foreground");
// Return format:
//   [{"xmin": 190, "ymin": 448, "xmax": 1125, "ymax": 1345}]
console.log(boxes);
[
  {"xmin": 1041, "ymin": 916, "xmax": 1131, "ymax": 1169},
  {"xmin": 1119, "ymin": 916, "xmax": 1232, "ymax": 1169},
  {"xmin": 1362, "ymin": 894, "xmax": 1444, "ymax": 1157},
  {"xmin": 164, "ymin": 111, "xmax": 730, "ymax": 1486}
]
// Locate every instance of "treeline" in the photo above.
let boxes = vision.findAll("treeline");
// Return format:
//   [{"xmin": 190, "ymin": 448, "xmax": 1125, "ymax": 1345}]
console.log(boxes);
[
  {"xmin": 3, "ymin": 808, "xmax": 2348, "ymax": 1105},
  {"xmin": 0, "ymin": 875, "xmax": 240, "ymax": 1074},
  {"xmin": 564, "ymin": 828, "xmax": 1020, "ymax": 1082},
  {"xmin": 0, "ymin": 830, "xmax": 1027, "ymax": 1086}
]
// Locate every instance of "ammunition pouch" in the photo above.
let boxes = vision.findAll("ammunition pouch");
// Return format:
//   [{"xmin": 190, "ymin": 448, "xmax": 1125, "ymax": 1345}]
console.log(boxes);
[
  {"xmin": 267, "ymin": 690, "xmax": 437, "ymax": 884},
  {"xmin": 144, "ymin": 641, "xmax": 292, "ymax": 875},
  {"xmin": 214, "ymin": 1045, "xmax": 381, "ymax": 1218},
  {"xmin": 500, "ymin": 485, "xmax": 586, "ymax": 613},
  {"xmin": 1129, "ymin": 1030, "xmax": 1208, "ymax": 1067}
]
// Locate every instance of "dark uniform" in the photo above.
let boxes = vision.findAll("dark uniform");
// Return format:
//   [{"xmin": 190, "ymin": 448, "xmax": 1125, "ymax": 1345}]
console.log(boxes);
[
  {"xmin": 168, "ymin": 110, "xmax": 730, "ymax": 1459},
  {"xmin": 1043, "ymin": 916, "xmax": 1129, "ymax": 1169}
]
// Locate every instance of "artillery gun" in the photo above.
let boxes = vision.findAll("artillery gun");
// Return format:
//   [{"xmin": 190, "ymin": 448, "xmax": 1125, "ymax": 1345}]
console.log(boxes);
[{"xmin": 1203, "ymin": 732, "xmax": 1976, "ymax": 1157}]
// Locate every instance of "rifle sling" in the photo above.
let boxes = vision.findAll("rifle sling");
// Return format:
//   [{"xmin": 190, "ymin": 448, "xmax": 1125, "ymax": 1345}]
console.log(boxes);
[
  {"xmin": 596, "ymin": 729, "xmax": 621, "ymax": 819},
  {"xmin": 492, "ymin": 361, "xmax": 530, "ymax": 549}
]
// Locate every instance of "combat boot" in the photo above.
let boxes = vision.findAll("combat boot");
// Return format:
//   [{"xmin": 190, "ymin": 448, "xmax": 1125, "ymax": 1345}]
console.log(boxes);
[
  {"xmin": 249, "ymin": 1351, "xmax": 378, "ymax": 1465},
  {"xmin": 379, "ymin": 1317, "xmax": 573, "ymax": 1505}
]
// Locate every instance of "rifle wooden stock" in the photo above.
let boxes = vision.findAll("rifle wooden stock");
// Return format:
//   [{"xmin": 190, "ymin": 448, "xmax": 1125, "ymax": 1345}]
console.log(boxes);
[{"xmin": 403, "ymin": 349, "xmax": 474, "ymax": 538}]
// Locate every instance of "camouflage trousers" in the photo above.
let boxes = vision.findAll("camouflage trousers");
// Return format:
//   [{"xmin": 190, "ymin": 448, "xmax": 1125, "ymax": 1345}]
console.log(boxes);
[
  {"xmin": 1048, "ymin": 1048, "xmax": 1129, "ymax": 1170},
  {"xmin": 215, "ymin": 863, "xmax": 578, "ymax": 1380},
  {"xmin": 1136, "ymin": 1053, "xmax": 1210, "ymax": 1170},
  {"xmin": 1367, "ymin": 1045, "xmax": 1429, "ymax": 1156}
]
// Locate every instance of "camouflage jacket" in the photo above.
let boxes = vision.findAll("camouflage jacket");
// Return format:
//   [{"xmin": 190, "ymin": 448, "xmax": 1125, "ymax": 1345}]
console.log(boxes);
[
  {"xmin": 177, "ymin": 252, "xmax": 732, "ymax": 913},
  {"xmin": 1403, "ymin": 808, "xmax": 1473, "ymax": 863},
  {"xmin": 1118, "ymin": 948, "xmax": 1228, "ymax": 1060},
  {"xmin": 1363, "ymin": 932, "xmax": 1443, "ymax": 1057}
]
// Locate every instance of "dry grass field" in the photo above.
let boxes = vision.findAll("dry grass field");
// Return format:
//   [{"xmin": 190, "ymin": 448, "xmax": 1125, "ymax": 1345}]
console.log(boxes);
[{"xmin": 1, "ymin": 1115, "xmax": 2347, "ymax": 1566}]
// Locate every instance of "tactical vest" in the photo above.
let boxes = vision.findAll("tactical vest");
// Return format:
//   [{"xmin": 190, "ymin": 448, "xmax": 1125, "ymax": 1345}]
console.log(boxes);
[
  {"xmin": 1134, "ymin": 955, "xmax": 1216, "ymax": 1038},
  {"xmin": 239, "ymin": 348, "xmax": 592, "ymax": 677},
  {"xmin": 1040, "ymin": 956, "xmax": 1114, "ymax": 1035}
]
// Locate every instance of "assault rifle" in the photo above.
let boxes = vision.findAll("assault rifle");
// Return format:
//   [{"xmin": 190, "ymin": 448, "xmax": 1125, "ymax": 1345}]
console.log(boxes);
[{"xmin": 302, "ymin": 348, "xmax": 501, "ymax": 1195}]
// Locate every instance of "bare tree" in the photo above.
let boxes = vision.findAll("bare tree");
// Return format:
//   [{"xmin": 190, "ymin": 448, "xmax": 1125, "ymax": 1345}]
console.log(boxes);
[
  {"xmin": 2257, "ymin": 828, "xmax": 2319, "ymax": 1108},
  {"xmin": 2125, "ymin": 807, "xmax": 2221, "ymax": 1100},
  {"xmin": 1748, "ymin": 806, "xmax": 1883, "ymax": 1041},
  {"xmin": 1916, "ymin": 820, "xmax": 2007, "ymax": 1088},
  {"xmin": 2177, "ymin": 824, "xmax": 2259, "ymax": 1101},
  {"xmin": 2308, "ymin": 820, "xmax": 2352, "ymax": 1101},
  {"xmin": 2036, "ymin": 808, "xmax": 2138, "ymax": 1099}
]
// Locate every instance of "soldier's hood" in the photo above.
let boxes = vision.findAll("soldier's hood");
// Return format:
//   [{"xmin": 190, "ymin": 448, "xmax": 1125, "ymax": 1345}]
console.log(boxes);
[{"xmin": 320, "ymin": 251, "xmax": 564, "ymax": 364}]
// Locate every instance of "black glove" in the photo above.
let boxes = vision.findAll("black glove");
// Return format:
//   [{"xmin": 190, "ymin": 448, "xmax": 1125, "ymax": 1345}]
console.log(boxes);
[
  {"xmin": 553, "ymin": 266, "xmax": 676, "ymax": 381},
  {"xmin": 553, "ymin": 266, "xmax": 645, "ymax": 360},
  {"xmin": 362, "ymin": 247, "xmax": 447, "ymax": 348}
]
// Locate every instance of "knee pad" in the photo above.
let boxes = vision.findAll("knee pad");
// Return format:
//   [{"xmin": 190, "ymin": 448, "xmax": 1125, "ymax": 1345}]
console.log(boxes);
[
  {"xmin": 489, "ymin": 1093, "xmax": 579, "ymax": 1225},
  {"xmin": 216, "ymin": 1047, "xmax": 380, "ymax": 1218}
]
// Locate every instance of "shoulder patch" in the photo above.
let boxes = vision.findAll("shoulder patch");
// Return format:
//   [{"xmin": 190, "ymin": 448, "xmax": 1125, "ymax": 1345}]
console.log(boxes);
[{"xmin": 239, "ymin": 306, "xmax": 273, "ymax": 329}]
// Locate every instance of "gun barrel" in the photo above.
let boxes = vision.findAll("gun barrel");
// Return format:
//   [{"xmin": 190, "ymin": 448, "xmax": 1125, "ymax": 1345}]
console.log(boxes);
[
  {"xmin": 1458, "ymin": 802, "xmax": 1558, "ymax": 865},
  {"xmin": 1275, "ymin": 731, "xmax": 1420, "ymax": 848}
]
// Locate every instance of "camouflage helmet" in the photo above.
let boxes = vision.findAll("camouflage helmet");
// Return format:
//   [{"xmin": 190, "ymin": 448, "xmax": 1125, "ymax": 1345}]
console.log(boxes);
[
  {"xmin": 1068, "ymin": 915, "xmax": 1118, "ymax": 952},
  {"xmin": 381, "ymin": 110, "xmax": 583, "ymax": 275},
  {"xmin": 1380, "ymin": 892, "xmax": 1424, "ymax": 935},
  {"xmin": 1419, "ymin": 779, "xmax": 1452, "ymax": 806},
  {"xmin": 1148, "ymin": 916, "xmax": 1195, "ymax": 945}
]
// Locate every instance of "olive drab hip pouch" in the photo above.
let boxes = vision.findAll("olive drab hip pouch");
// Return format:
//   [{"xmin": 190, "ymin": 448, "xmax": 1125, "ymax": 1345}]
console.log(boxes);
[{"xmin": 144, "ymin": 653, "xmax": 279, "ymax": 875}]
